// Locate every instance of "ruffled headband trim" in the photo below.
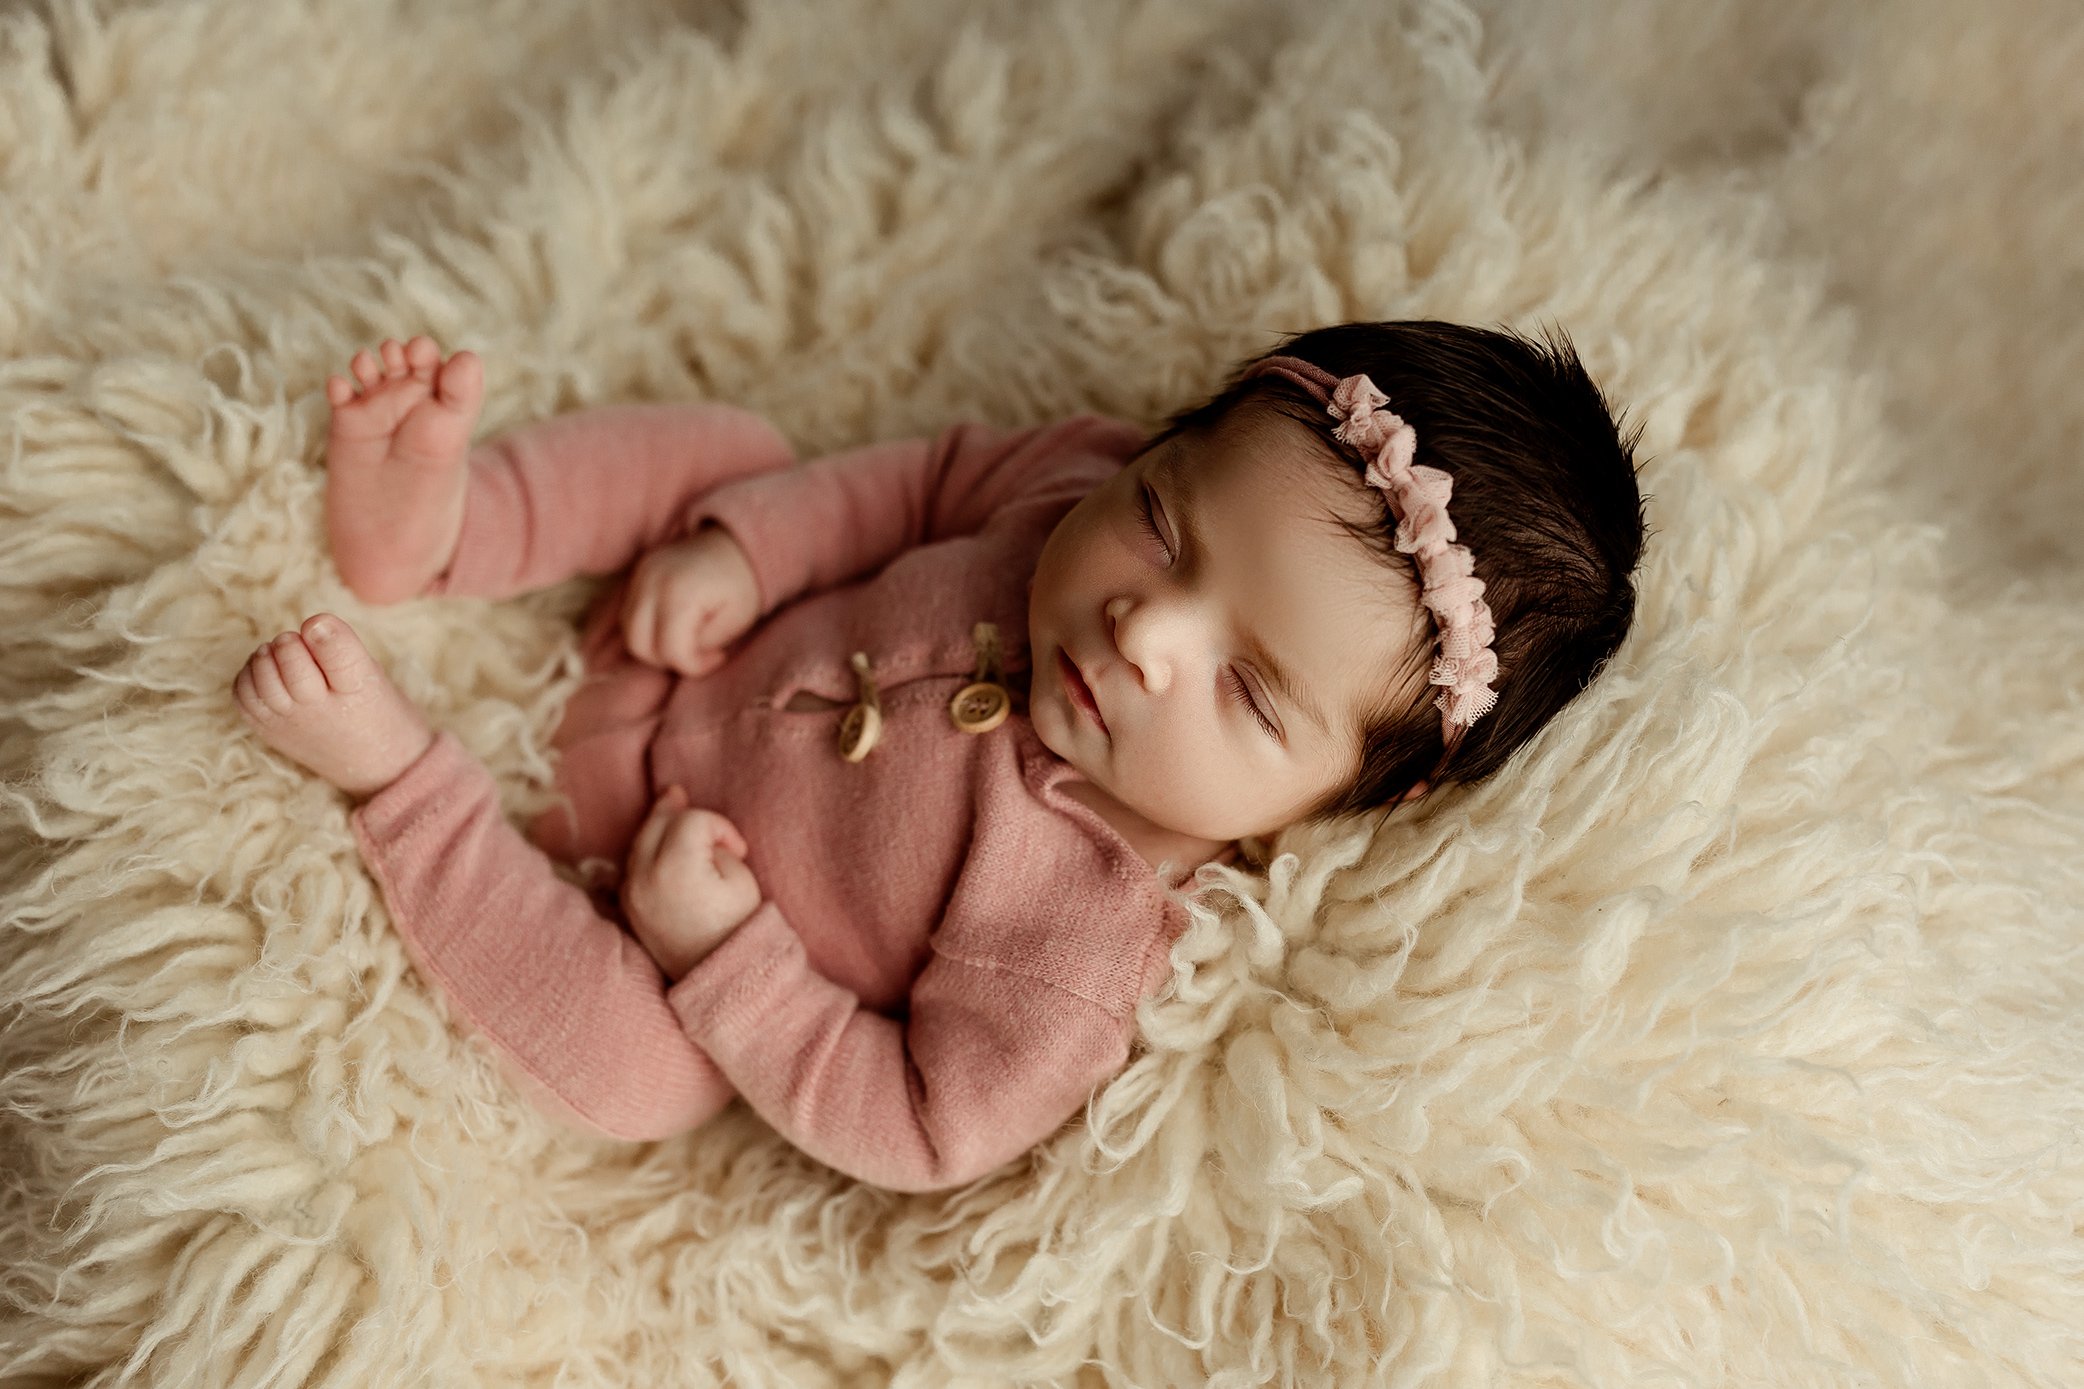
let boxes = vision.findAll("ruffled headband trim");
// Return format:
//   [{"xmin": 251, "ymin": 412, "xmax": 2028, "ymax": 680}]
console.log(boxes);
[{"xmin": 1247, "ymin": 354, "xmax": 1500, "ymax": 739}]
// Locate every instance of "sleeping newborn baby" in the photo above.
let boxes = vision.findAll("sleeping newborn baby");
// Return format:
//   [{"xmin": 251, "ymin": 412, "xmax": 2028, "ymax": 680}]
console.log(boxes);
[{"xmin": 231, "ymin": 323, "xmax": 1645, "ymax": 1191}]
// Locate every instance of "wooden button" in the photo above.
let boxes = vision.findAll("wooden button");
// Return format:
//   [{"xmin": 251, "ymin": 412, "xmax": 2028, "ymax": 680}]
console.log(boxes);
[
  {"xmin": 837, "ymin": 650, "xmax": 884, "ymax": 762},
  {"xmin": 949, "ymin": 681, "xmax": 1010, "ymax": 733},
  {"xmin": 950, "ymin": 621, "xmax": 1010, "ymax": 733},
  {"xmin": 838, "ymin": 702, "xmax": 882, "ymax": 761}
]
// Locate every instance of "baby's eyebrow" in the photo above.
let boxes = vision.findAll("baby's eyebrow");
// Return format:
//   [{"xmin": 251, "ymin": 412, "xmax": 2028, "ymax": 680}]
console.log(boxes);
[{"xmin": 1160, "ymin": 455, "xmax": 1332, "ymax": 741}]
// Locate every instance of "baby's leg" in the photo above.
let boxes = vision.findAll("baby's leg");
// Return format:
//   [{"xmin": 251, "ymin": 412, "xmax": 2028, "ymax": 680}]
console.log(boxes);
[
  {"xmin": 351, "ymin": 729, "xmax": 734, "ymax": 1142},
  {"xmin": 427, "ymin": 400, "xmax": 798, "ymax": 602},
  {"xmin": 324, "ymin": 338, "xmax": 799, "ymax": 606},
  {"xmin": 325, "ymin": 337, "xmax": 484, "ymax": 605},
  {"xmin": 232, "ymin": 613, "xmax": 438, "ymax": 800},
  {"xmin": 234, "ymin": 614, "xmax": 731, "ymax": 1140}
]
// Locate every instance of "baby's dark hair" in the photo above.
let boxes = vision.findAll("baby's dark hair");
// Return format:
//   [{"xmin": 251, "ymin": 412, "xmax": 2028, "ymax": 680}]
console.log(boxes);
[{"xmin": 1145, "ymin": 319, "xmax": 1647, "ymax": 829}]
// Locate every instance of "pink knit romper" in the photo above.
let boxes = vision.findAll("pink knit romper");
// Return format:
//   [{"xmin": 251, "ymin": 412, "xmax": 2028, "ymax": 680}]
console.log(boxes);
[{"xmin": 348, "ymin": 403, "xmax": 1216, "ymax": 1191}]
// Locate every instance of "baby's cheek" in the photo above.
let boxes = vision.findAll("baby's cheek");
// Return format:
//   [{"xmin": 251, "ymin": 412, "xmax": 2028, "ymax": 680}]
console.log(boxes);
[{"xmin": 1141, "ymin": 731, "xmax": 1213, "ymax": 808}]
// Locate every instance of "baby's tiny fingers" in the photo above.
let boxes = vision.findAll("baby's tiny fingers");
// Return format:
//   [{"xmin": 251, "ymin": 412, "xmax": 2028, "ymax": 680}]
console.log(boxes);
[
  {"xmin": 630, "ymin": 785, "xmax": 686, "ymax": 864},
  {"xmin": 678, "ymin": 807, "xmax": 746, "ymax": 859},
  {"xmin": 710, "ymin": 851, "xmax": 760, "ymax": 907},
  {"xmin": 620, "ymin": 574, "xmax": 663, "ymax": 666}
]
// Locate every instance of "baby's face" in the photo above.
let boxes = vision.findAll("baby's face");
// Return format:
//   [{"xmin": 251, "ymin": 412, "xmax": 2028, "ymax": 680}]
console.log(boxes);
[{"xmin": 1027, "ymin": 408, "xmax": 1428, "ymax": 843}]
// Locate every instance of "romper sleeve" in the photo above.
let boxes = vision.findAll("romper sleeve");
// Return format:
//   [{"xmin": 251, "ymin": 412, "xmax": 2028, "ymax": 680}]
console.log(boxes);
[
  {"xmin": 674, "ymin": 414, "xmax": 1143, "ymax": 622},
  {"xmin": 660, "ymin": 871, "xmax": 1179, "ymax": 1193}
]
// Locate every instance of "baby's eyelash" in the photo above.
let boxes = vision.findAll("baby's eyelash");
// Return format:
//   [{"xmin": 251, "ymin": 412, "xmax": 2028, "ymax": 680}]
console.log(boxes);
[
  {"xmin": 1228, "ymin": 669, "xmax": 1279, "ymax": 740},
  {"xmin": 1135, "ymin": 486, "xmax": 1171, "ymax": 558}
]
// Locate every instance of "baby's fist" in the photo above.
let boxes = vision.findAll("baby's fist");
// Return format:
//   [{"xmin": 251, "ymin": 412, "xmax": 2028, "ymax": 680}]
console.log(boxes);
[
  {"xmin": 620, "ymin": 786, "xmax": 762, "ymax": 979},
  {"xmin": 619, "ymin": 527, "xmax": 761, "ymax": 678}
]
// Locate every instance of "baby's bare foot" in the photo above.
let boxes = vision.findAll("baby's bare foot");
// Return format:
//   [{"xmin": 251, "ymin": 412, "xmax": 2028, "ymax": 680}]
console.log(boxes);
[
  {"xmin": 232, "ymin": 613, "xmax": 436, "ymax": 800},
  {"xmin": 325, "ymin": 335, "xmax": 484, "ymax": 605}
]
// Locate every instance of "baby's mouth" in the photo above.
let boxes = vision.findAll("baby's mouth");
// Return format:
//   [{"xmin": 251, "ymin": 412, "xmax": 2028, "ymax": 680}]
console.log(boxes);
[{"xmin": 1059, "ymin": 650, "xmax": 1108, "ymax": 734}]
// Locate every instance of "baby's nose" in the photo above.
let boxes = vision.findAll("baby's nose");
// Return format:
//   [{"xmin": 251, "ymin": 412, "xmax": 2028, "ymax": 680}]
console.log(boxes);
[
  {"xmin": 1112, "ymin": 647, "xmax": 1169, "ymax": 697},
  {"xmin": 1108, "ymin": 600, "xmax": 1185, "ymax": 695}
]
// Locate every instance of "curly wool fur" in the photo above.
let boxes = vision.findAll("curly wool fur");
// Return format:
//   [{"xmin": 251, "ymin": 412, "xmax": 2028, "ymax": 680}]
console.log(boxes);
[{"xmin": 2, "ymin": 0, "xmax": 2080, "ymax": 1385}]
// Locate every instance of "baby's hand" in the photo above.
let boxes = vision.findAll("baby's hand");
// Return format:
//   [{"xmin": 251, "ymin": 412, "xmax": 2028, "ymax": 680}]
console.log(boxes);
[
  {"xmin": 619, "ymin": 526, "xmax": 761, "ymax": 677},
  {"xmin": 620, "ymin": 786, "xmax": 762, "ymax": 980}
]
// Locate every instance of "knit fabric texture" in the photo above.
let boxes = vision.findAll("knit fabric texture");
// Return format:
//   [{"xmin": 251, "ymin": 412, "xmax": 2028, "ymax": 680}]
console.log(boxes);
[{"xmin": 349, "ymin": 403, "xmax": 1198, "ymax": 1190}]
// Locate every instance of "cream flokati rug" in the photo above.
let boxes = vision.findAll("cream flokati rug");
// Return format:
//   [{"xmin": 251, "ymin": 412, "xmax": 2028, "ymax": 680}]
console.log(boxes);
[{"xmin": 3, "ymin": 0, "xmax": 2081, "ymax": 1383}]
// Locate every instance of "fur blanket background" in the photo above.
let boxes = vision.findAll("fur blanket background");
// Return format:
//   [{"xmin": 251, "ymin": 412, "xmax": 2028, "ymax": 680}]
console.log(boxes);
[{"xmin": 3, "ymin": 0, "xmax": 2079, "ymax": 1383}]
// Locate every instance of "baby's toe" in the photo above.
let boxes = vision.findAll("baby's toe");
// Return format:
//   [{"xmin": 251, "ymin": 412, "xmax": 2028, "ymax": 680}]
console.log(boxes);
[
  {"xmin": 270, "ymin": 631, "xmax": 327, "ymax": 700},
  {"xmin": 247, "ymin": 643, "xmax": 295, "ymax": 712},
  {"xmin": 405, "ymin": 336, "xmax": 440, "ymax": 375},
  {"xmin": 434, "ymin": 349, "xmax": 482, "ymax": 409},
  {"xmin": 380, "ymin": 339, "xmax": 407, "ymax": 376},
  {"xmin": 350, "ymin": 350, "xmax": 381, "ymax": 390},
  {"xmin": 300, "ymin": 613, "xmax": 375, "ymax": 694}
]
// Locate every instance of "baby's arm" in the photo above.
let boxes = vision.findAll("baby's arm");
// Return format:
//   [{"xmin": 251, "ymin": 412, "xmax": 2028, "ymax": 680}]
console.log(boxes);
[{"xmin": 663, "ymin": 899, "xmax": 1154, "ymax": 1193}]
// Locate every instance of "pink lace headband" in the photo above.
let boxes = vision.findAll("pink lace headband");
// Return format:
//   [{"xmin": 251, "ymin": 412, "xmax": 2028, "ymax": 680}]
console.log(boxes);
[{"xmin": 1246, "ymin": 354, "xmax": 1500, "ymax": 740}]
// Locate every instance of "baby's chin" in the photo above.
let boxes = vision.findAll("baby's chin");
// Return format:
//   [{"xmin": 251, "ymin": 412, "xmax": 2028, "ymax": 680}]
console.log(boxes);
[
  {"xmin": 1034, "ymin": 702, "xmax": 1226, "ymax": 836},
  {"xmin": 1094, "ymin": 771, "xmax": 1230, "ymax": 839},
  {"xmin": 1037, "ymin": 716, "xmax": 1124, "ymax": 799}
]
